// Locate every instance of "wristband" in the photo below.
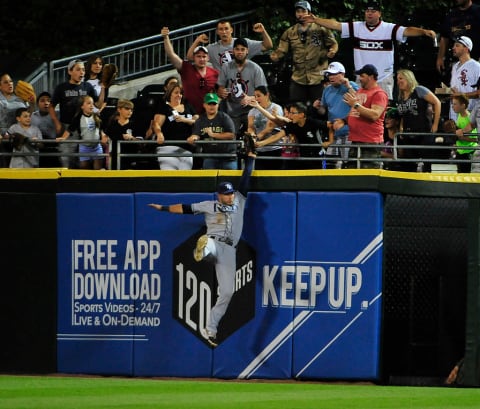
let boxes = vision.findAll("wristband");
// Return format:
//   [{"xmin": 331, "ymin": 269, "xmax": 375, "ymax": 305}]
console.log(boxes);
[{"xmin": 161, "ymin": 205, "xmax": 169, "ymax": 212}]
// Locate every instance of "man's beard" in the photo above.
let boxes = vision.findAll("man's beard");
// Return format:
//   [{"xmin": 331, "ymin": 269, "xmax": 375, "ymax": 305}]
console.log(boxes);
[{"xmin": 234, "ymin": 56, "xmax": 246, "ymax": 65}]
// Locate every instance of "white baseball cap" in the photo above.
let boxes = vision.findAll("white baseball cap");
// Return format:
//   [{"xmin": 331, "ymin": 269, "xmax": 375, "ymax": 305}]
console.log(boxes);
[
  {"xmin": 321, "ymin": 62, "xmax": 346, "ymax": 75},
  {"xmin": 456, "ymin": 36, "xmax": 473, "ymax": 52}
]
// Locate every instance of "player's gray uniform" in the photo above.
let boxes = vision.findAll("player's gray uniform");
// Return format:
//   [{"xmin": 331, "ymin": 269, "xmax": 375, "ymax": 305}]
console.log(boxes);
[{"xmin": 190, "ymin": 156, "xmax": 254, "ymax": 335}]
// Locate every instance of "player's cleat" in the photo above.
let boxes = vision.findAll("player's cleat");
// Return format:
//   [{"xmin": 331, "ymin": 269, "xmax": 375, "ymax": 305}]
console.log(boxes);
[
  {"xmin": 194, "ymin": 234, "xmax": 209, "ymax": 262},
  {"xmin": 201, "ymin": 328, "xmax": 218, "ymax": 347}
]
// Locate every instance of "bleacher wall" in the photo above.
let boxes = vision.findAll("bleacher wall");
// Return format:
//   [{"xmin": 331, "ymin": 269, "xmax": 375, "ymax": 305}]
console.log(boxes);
[{"xmin": 1, "ymin": 169, "xmax": 478, "ymax": 385}]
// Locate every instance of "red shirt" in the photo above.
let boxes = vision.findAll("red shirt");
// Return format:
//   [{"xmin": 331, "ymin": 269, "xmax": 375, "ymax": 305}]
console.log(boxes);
[
  {"xmin": 180, "ymin": 61, "xmax": 219, "ymax": 114},
  {"xmin": 347, "ymin": 85, "xmax": 388, "ymax": 143}
]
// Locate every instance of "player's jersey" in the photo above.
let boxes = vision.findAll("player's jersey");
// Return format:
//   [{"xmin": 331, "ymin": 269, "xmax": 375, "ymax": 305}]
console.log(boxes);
[
  {"xmin": 341, "ymin": 21, "xmax": 406, "ymax": 82},
  {"xmin": 191, "ymin": 194, "xmax": 246, "ymax": 245}
]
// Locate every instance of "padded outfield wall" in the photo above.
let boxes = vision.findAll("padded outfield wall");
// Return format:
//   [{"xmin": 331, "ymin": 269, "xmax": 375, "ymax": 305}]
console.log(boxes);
[{"xmin": 0, "ymin": 169, "xmax": 478, "ymax": 385}]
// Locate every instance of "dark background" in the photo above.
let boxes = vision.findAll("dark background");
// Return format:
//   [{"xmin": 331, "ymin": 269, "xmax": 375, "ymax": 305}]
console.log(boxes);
[{"xmin": 1, "ymin": 1, "xmax": 456, "ymax": 80}]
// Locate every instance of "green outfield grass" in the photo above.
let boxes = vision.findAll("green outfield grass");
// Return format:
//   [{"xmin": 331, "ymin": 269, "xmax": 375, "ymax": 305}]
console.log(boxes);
[{"xmin": 1, "ymin": 375, "xmax": 479, "ymax": 409}]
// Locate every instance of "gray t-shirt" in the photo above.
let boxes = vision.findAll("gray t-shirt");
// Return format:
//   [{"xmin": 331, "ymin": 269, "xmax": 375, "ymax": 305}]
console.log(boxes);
[
  {"xmin": 217, "ymin": 60, "xmax": 267, "ymax": 118},
  {"xmin": 207, "ymin": 38, "xmax": 263, "ymax": 71},
  {"xmin": 31, "ymin": 111, "xmax": 57, "ymax": 139}
]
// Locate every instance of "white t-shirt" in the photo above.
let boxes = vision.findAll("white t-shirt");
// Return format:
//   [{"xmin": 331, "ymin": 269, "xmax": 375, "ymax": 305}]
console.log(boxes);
[
  {"xmin": 450, "ymin": 58, "xmax": 480, "ymax": 119},
  {"xmin": 340, "ymin": 21, "xmax": 407, "ymax": 82}
]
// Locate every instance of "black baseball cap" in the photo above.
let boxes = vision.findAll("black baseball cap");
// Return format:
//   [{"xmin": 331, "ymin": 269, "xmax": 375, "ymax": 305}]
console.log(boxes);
[
  {"xmin": 355, "ymin": 64, "xmax": 379, "ymax": 77},
  {"xmin": 233, "ymin": 38, "xmax": 248, "ymax": 48},
  {"xmin": 217, "ymin": 181, "xmax": 235, "ymax": 194},
  {"xmin": 366, "ymin": 0, "xmax": 381, "ymax": 10}
]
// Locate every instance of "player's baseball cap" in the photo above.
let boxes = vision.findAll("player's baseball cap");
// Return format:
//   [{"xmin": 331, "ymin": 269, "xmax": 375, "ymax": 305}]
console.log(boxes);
[
  {"xmin": 217, "ymin": 181, "xmax": 236, "ymax": 194},
  {"xmin": 456, "ymin": 36, "xmax": 473, "ymax": 52},
  {"xmin": 355, "ymin": 64, "xmax": 379, "ymax": 77},
  {"xmin": 204, "ymin": 93, "xmax": 219, "ymax": 104},
  {"xmin": 193, "ymin": 45, "xmax": 209, "ymax": 54},
  {"xmin": 366, "ymin": 0, "xmax": 381, "ymax": 10},
  {"xmin": 321, "ymin": 62, "xmax": 346, "ymax": 75}
]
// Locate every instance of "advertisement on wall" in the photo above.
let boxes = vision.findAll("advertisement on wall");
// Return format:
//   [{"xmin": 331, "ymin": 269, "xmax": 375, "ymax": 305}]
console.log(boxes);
[{"xmin": 57, "ymin": 191, "xmax": 382, "ymax": 379}]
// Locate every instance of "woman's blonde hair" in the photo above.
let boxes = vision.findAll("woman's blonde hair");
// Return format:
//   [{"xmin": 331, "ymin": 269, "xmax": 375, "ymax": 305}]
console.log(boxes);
[{"xmin": 397, "ymin": 69, "xmax": 418, "ymax": 99}]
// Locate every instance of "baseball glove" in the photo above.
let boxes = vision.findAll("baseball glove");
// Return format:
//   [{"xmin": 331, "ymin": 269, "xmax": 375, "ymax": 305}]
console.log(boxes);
[
  {"xmin": 11, "ymin": 132, "xmax": 28, "ymax": 150},
  {"xmin": 15, "ymin": 80, "xmax": 36, "ymax": 104},
  {"xmin": 242, "ymin": 132, "xmax": 257, "ymax": 155},
  {"xmin": 101, "ymin": 63, "xmax": 118, "ymax": 88},
  {"xmin": 443, "ymin": 119, "xmax": 457, "ymax": 133}
]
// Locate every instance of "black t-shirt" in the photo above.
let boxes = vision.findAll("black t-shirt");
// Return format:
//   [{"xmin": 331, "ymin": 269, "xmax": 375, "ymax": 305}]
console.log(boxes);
[
  {"xmin": 51, "ymin": 81, "xmax": 97, "ymax": 125},
  {"xmin": 284, "ymin": 117, "xmax": 327, "ymax": 157},
  {"xmin": 440, "ymin": 4, "xmax": 480, "ymax": 61},
  {"xmin": 156, "ymin": 101, "xmax": 196, "ymax": 143}
]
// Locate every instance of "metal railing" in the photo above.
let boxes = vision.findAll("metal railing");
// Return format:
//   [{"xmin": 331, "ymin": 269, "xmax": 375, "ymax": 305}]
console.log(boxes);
[
  {"xmin": 24, "ymin": 11, "xmax": 255, "ymax": 96},
  {"xmin": 2, "ymin": 134, "xmax": 480, "ymax": 172}
]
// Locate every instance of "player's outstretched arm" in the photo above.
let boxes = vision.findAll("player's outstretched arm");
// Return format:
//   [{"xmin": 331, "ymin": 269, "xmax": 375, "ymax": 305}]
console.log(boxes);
[
  {"xmin": 148, "ymin": 203, "xmax": 185, "ymax": 213},
  {"xmin": 238, "ymin": 154, "xmax": 256, "ymax": 197}
]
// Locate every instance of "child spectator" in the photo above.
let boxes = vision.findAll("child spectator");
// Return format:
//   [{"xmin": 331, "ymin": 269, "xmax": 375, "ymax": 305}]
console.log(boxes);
[
  {"xmin": 58, "ymin": 95, "xmax": 107, "ymax": 170},
  {"xmin": 31, "ymin": 92, "xmax": 59, "ymax": 167},
  {"xmin": 452, "ymin": 93, "xmax": 477, "ymax": 173},
  {"xmin": 7, "ymin": 107, "xmax": 43, "ymax": 168}
]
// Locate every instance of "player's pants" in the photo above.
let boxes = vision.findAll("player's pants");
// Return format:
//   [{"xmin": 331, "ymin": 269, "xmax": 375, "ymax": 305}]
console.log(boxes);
[{"xmin": 202, "ymin": 237, "xmax": 236, "ymax": 335}]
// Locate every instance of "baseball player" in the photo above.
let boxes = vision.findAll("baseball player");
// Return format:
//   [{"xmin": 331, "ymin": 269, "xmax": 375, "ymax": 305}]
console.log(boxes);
[{"xmin": 148, "ymin": 151, "xmax": 256, "ymax": 347}]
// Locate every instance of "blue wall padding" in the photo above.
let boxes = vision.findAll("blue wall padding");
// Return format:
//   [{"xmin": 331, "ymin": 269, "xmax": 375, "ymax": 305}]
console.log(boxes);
[{"xmin": 56, "ymin": 191, "xmax": 383, "ymax": 379}]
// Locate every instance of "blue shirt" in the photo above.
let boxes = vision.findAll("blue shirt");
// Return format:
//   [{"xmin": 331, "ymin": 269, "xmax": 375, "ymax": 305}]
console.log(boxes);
[{"xmin": 321, "ymin": 81, "xmax": 359, "ymax": 137}]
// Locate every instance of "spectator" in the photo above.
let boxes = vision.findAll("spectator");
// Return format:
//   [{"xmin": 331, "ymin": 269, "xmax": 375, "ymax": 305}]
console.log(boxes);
[
  {"xmin": 58, "ymin": 95, "xmax": 107, "ymax": 170},
  {"xmin": 255, "ymin": 101, "xmax": 328, "ymax": 169},
  {"xmin": 103, "ymin": 99, "xmax": 142, "ymax": 170},
  {"xmin": 163, "ymin": 75, "xmax": 179, "ymax": 92},
  {"xmin": 246, "ymin": 85, "xmax": 284, "ymax": 169},
  {"xmin": 449, "ymin": 36, "xmax": 480, "ymax": 120},
  {"xmin": 455, "ymin": 95, "xmax": 480, "ymax": 170},
  {"xmin": 49, "ymin": 59, "xmax": 102, "ymax": 168},
  {"xmin": 85, "ymin": 55, "xmax": 108, "ymax": 106},
  {"xmin": 343, "ymin": 64, "xmax": 388, "ymax": 169},
  {"xmin": 161, "ymin": 26, "xmax": 219, "ymax": 115},
  {"xmin": 309, "ymin": 0, "xmax": 436, "ymax": 100},
  {"xmin": 0, "ymin": 73, "xmax": 31, "ymax": 135},
  {"xmin": 314, "ymin": 61, "xmax": 359, "ymax": 168},
  {"xmin": 153, "ymin": 83, "xmax": 198, "ymax": 170},
  {"xmin": 452, "ymin": 93, "xmax": 477, "ymax": 173},
  {"xmin": 270, "ymin": 1, "xmax": 337, "ymax": 104},
  {"xmin": 187, "ymin": 20, "xmax": 273, "ymax": 71},
  {"xmin": 396, "ymin": 69, "xmax": 441, "ymax": 172},
  {"xmin": 436, "ymin": 0, "xmax": 480, "ymax": 74},
  {"xmin": 31, "ymin": 91, "xmax": 59, "ymax": 167},
  {"xmin": 187, "ymin": 93, "xmax": 236, "ymax": 170},
  {"xmin": 0, "ymin": 73, "xmax": 30, "ymax": 167},
  {"xmin": 7, "ymin": 107, "xmax": 42, "ymax": 168},
  {"xmin": 381, "ymin": 107, "xmax": 402, "ymax": 170},
  {"xmin": 217, "ymin": 38, "xmax": 268, "ymax": 135}
]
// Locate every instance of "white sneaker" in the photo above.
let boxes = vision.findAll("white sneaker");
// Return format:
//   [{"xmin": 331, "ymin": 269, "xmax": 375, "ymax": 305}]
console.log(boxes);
[
  {"xmin": 200, "ymin": 328, "xmax": 218, "ymax": 347},
  {"xmin": 194, "ymin": 235, "xmax": 209, "ymax": 262}
]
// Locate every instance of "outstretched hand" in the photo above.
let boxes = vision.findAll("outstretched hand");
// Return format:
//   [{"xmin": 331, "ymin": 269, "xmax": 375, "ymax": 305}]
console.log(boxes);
[{"xmin": 161, "ymin": 27, "xmax": 170, "ymax": 37}]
